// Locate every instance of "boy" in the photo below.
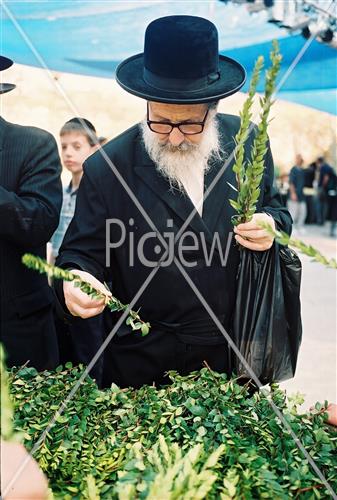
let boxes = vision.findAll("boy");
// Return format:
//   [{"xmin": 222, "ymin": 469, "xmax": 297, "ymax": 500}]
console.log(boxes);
[
  {"xmin": 50, "ymin": 117, "xmax": 98, "ymax": 261},
  {"xmin": 50, "ymin": 118, "xmax": 106, "ymax": 386}
]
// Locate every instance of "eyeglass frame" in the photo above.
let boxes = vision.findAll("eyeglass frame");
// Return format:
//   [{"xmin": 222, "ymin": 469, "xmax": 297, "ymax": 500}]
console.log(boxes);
[{"xmin": 146, "ymin": 102, "xmax": 209, "ymax": 135}]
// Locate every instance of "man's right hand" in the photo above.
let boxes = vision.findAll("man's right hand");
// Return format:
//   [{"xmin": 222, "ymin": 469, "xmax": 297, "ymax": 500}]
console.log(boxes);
[
  {"xmin": 290, "ymin": 192, "xmax": 298, "ymax": 202},
  {"xmin": 63, "ymin": 270, "xmax": 112, "ymax": 319}
]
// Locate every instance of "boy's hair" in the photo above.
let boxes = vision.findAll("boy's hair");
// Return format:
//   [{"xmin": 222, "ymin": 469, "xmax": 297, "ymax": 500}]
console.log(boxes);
[{"xmin": 60, "ymin": 117, "xmax": 98, "ymax": 146}]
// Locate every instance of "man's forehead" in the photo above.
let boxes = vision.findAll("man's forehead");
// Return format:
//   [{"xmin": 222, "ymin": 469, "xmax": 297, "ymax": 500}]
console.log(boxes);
[{"xmin": 149, "ymin": 101, "xmax": 208, "ymax": 120}]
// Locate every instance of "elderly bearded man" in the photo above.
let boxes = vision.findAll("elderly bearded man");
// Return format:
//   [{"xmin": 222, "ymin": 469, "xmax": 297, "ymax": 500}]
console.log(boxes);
[{"xmin": 56, "ymin": 16, "xmax": 292, "ymax": 388}]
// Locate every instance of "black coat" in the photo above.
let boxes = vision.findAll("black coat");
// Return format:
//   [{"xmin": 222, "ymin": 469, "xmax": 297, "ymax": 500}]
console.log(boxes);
[
  {"xmin": 0, "ymin": 117, "xmax": 62, "ymax": 369},
  {"xmin": 56, "ymin": 114, "xmax": 292, "ymax": 387}
]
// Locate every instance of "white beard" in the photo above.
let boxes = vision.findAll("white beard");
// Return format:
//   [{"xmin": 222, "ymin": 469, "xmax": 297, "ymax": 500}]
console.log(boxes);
[{"xmin": 140, "ymin": 113, "xmax": 221, "ymax": 195}]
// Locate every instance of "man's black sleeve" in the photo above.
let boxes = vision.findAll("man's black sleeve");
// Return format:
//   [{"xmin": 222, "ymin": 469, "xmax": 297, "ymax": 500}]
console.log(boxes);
[
  {"xmin": 260, "ymin": 145, "xmax": 293, "ymax": 235},
  {"xmin": 0, "ymin": 130, "xmax": 62, "ymax": 247}
]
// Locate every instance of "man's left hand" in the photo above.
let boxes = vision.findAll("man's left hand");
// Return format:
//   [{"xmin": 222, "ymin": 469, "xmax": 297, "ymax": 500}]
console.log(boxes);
[{"xmin": 234, "ymin": 213, "xmax": 275, "ymax": 251}]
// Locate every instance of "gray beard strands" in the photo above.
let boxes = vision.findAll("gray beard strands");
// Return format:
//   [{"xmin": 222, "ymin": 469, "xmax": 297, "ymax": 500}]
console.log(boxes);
[{"xmin": 140, "ymin": 114, "xmax": 222, "ymax": 193}]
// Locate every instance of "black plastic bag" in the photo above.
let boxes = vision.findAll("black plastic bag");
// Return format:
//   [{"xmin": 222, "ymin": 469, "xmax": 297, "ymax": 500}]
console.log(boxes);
[{"xmin": 231, "ymin": 244, "xmax": 302, "ymax": 384}]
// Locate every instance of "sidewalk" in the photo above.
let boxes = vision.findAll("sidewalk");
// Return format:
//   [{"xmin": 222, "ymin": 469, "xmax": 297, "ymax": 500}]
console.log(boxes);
[{"xmin": 280, "ymin": 224, "xmax": 337, "ymax": 409}]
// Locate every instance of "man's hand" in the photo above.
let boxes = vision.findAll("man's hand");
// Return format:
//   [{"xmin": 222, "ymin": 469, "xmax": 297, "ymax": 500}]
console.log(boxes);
[
  {"xmin": 234, "ymin": 213, "xmax": 276, "ymax": 251},
  {"xmin": 63, "ymin": 270, "xmax": 112, "ymax": 319}
]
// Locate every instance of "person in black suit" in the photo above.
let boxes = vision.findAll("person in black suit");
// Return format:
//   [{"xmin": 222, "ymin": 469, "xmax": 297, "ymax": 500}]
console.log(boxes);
[
  {"xmin": 0, "ymin": 55, "xmax": 62, "ymax": 369},
  {"xmin": 55, "ymin": 17, "xmax": 292, "ymax": 388}
]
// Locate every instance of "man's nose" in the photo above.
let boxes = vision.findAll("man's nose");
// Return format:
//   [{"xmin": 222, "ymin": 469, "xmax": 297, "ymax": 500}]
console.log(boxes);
[{"xmin": 168, "ymin": 127, "xmax": 185, "ymax": 147}]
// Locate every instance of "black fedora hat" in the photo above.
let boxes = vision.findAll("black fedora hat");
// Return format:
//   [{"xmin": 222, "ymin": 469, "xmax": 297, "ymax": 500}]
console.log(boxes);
[
  {"xmin": 116, "ymin": 15, "xmax": 246, "ymax": 104},
  {"xmin": 0, "ymin": 55, "xmax": 16, "ymax": 94}
]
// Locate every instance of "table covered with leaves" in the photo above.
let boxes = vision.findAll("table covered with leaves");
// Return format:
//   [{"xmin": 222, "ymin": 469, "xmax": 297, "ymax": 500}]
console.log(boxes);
[{"xmin": 4, "ymin": 364, "xmax": 336, "ymax": 499}]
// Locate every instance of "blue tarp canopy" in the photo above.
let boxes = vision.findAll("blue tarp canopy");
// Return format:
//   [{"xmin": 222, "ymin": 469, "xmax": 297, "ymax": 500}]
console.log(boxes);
[{"xmin": 2, "ymin": 1, "xmax": 336, "ymax": 114}]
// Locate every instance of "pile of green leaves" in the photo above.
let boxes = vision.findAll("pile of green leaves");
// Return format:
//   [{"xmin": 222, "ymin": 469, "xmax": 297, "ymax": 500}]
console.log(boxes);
[{"xmin": 7, "ymin": 365, "xmax": 337, "ymax": 499}]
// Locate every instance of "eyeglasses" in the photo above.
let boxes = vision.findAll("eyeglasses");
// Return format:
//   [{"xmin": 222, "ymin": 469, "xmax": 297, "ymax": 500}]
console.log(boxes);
[{"xmin": 146, "ymin": 102, "xmax": 209, "ymax": 135}]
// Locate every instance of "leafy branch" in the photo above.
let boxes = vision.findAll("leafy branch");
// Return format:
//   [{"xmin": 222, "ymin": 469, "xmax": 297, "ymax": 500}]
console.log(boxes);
[
  {"xmin": 22, "ymin": 254, "xmax": 150, "ymax": 335},
  {"xmin": 231, "ymin": 55, "xmax": 264, "ymax": 196},
  {"xmin": 259, "ymin": 222, "xmax": 337, "ymax": 269},
  {"xmin": 230, "ymin": 40, "xmax": 282, "ymax": 225}
]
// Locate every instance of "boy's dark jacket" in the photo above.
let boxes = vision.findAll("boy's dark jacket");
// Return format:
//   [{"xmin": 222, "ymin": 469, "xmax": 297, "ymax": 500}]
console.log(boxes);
[
  {"xmin": 0, "ymin": 117, "xmax": 62, "ymax": 369},
  {"xmin": 56, "ymin": 113, "xmax": 291, "ymax": 335}
]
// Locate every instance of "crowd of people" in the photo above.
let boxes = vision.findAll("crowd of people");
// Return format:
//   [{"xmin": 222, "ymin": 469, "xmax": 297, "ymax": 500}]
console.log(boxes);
[{"xmin": 277, "ymin": 154, "xmax": 337, "ymax": 237}]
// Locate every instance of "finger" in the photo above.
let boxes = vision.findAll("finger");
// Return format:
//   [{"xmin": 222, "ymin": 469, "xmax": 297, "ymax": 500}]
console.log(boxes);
[
  {"xmin": 67, "ymin": 281, "xmax": 108, "ymax": 305},
  {"xmin": 68, "ymin": 302, "xmax": 105, "ymax": 319},
  {"xmin": 73, "ymin": 279, "xmax": 112, "ymax": 299},
  {"xmin": 71, "ymin": 292, "xmax": 106, "ymax": 309},
  {"xmin": 236, "ymin": 214, "xmax": 275, "ymax": 232},
  {"xmin": 234, "ymin": 228, "xmax": 269, "ymax": 240},
  {"xmin": 235, "ymin": 234, "xmax": 273, "ymax": 251},
  {"xmin": 236, "ymin": 221, "xmax": 261, "ymax": 231},
  {"xmin": 64, "ymin": 287, "xmax": 105, "ymax": 309},
  {"xmin": 234, "ymin": 233, "xmax": 273, "ymax": 245},
  {"xmin": 70, "ymin": 270, "xmax": 113, "ymax": 298}
]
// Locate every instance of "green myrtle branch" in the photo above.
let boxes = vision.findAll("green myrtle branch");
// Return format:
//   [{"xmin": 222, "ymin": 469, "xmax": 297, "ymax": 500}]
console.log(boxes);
[
  {"xmin": 22, "ymin": 254, "xmax": 150, "ymax": 335},
  {"xmin": 230, "ymin": 40, "xmax": 282, "ymax": 226},
  {"xmin": 231, "ymin": 55, "xmax": 264, "ymax": 195},
  {"xmin": 259, "ymin": 222, "xmax": 337, "ymax": 269}
]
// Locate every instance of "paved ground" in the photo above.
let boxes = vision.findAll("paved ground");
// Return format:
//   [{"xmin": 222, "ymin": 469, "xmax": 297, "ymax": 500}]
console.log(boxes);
[{"xmin": 280, "ymin": 224, "xmax": 336, "ymax": 409}]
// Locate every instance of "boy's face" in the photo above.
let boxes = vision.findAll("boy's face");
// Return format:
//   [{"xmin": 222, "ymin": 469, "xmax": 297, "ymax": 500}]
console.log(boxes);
[{"xmin": 60, "ymin": 131, "xmax": 96, "ymax": 174}]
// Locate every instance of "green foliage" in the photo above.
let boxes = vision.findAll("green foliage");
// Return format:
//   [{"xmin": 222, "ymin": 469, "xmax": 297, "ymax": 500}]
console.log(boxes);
[
  {"xmin": 7, "ymin": 365, "xmax": 337, "ymax": 499},
  {"xmin": 260, "ymin": 222, "xmax": 337, "ymax": 269},
  {"xmin": 0, "ymin": 344, "xmax": 15, "ymax": 440},
  {"xmin": 230, "ymin": 40, "xmax": 282, "ymax": 226},
  {"xmin": 22, "ymin": 254, "xmax": 150, "ymax": 335},
  {"xmin": 115, "ymin": 437, "xmax": 225, "ymax": 500}
]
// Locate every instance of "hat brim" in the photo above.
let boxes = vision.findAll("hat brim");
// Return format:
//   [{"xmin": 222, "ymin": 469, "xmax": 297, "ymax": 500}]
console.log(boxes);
[
  {"xmin": 0, "ymin": 83, "xmax": 16, "ymax": 95},
  {"xmin": 0, "ymin": 56, "xmax": 14, "ymax": 71},
  {"xmin": 116, "ymin": 53, "xmax": 246, "ymax": 104}
]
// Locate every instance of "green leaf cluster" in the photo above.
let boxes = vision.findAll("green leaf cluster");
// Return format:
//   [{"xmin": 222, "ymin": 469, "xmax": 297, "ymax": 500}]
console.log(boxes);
[
  {"xmin": 259, "ymin": 222, "xmax": 337, "ymax": 269},
  {"xmin": 21, "ymin": 254, "xmax": 150, "ymax": 335},
  {"xmin": 6, "ymin": 365, "xmax": 337, "ymax": 499},
  {"xmin": 230, "ymin": 40, "xmax": 282, "ymax": 225}
]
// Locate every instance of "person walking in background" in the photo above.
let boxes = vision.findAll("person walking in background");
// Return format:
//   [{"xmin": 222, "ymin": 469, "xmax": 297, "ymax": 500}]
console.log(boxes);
[
  {"xmin": 50, "ymin": 117, "xmax": 106, "ymax": 386},
  {"xmin": 303, "ymin": 160, "xmax": 317, "ymax": 224},
  {"xmin": 316, "ymin": 156, "xmax": 335, "ymax": 226},
  {"xmin": 0, "ymin": 55, "xmax": 62, "ymax": 370},
  {"xmin": 288, "ymin": 154, "xmax": 307, "ymax": 235},
  {"xmin": 326, "ymin": 168, "xmax": 337, "ymax": 238}
]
